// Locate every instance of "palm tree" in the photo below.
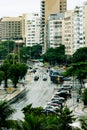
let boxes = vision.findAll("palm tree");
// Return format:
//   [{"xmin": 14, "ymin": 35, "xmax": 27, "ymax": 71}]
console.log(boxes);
[
  {"xmin": 56, "ymin": 107, "xmax": 75, "ymax": 130},
  {"xmin": 22, "ymin": 114, "xmax": 46, "ymax": 130},
  {"xmin": 79, "ymin": 116, "xmax": 87, "ymax": 130},
  {"xmin": 0, "ymin": 100, "xmax": 22, "ymax": 130}
]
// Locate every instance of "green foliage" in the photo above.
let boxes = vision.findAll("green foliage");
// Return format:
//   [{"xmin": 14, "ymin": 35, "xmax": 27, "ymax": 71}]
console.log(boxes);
[
  {"xmin": 31, "ymin": 44, "xmax": 42, "ymax": 59},
  {"xmin": 56, "ymin": 107, "xmax": 75, "ymax": 130},
  {"xmin": 0, "ymin": 40, "xmax": 15, "ymax": 60},
  {"xmin": 0, "ymin": 100, "xmax": 16, "ymax": 129},
  {"xmin": 0, "ymin": 60, "xmax": 28, "ymax": 88},
  {"xmin": 22, "ymin": 104, "xmax": 44, "ymax": 116},
  {"xmin": 22, "ymin": 114, "xmax": 45, "ymax": 130},
  {"xmin": 9, "ymin": 63, "xmax": 28, "ymax": 87},
  {"xmin": 63, "ymin": 62, "xmax": 87, "ymax": 84},
  {"xmin": 0, "ymin": 61, "xmax": 11, "ymax": 87},
  {"xmin": 79, "ymin": 116, "xmax": 87, "ymax": 130},
  {"xmin": 0, "ymin": 101, "xmax": 77, "ymax": 130},
  {"xmin": 0, "ymin": 71, "xmax": 4, "ymax": 84},
  {"xmin": 82, "ymin": 88, "xmax": 87, "ymax": 105},
  {"xmin": 72, "ymin": 47, "xmax": 87, "ymax": 63},
  {"xmin": 22, "ymin": 104, "xmax": 75, "ymax": 130},
  {"xmin": 20, "ymin": 46, "xmax": 31, "ymax": 63},
  {"xmin": 6, "ymin": 53, "xmax": 18, "ymax": 64},
  {"xmin": 42, "ymin": 45, "xmax": 66, "ymax": 65},
  {"xmin": 20, "ymin": 45, "xmax": 42, "ymax": 63}
]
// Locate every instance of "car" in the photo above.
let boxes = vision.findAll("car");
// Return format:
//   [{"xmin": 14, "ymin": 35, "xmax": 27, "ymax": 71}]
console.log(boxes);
[
  {"xmin": 51, "ymin": 96, "xmax": 65, "ymax": 101},
  {"xmin": 51, "ymin": 100, "xmax": 63, "ymax": 105},
  {"xmin": 34, "ymin": 75, "xmax": 39, "ymax": 81},
  {"xmin": 51, "ymin": 98, "xmax": 65, "ymax": 103},
  {"xmin": 32, "ymin": 69, "xmax": 36, "ymax": 73},
  {"xmin": 44, "ymin": 109, "xmax": 56, "ymax": 114},
  {"xmin": 47, "ymin": 102, "xmax": 62, "ymax": 108},
  {"xmin": 43, "ymin": 74, "xmax": 47, "ymax": 81},
  {"xmin": 63, "ymin": 77, "xmax": 71, "ymax": 81},
  {"xmin": 55, "ymin": 91, "xmax": 71, "ymax": 99},
  {"xmin": 44, "ymin": 105, "xmax": 59, "ymax": 110}
]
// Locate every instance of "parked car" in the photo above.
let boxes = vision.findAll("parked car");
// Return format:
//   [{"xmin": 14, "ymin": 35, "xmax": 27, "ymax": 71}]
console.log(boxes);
[
  {"xmin": 55, "ymin": 91, "xmax": 71, "ymax": 99},
  {"xmin": 44, "ymin": 105, "xmax": 59, "ymax": 111},
  {"xmin": 44, "ymin": 109, "xmax": 56, "ymax": 114}
]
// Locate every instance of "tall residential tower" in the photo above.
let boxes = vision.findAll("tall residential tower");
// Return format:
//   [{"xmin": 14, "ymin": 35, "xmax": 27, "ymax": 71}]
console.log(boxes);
[{"xmin": 40, "ymin": 0, "xmax": 67, "ymax": 52}]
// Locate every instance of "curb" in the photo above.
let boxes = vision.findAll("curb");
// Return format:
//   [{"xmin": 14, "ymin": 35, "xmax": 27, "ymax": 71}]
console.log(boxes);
[{"xmin": 8, "ymin": 87, "xmax": 27, "ymax": 104}]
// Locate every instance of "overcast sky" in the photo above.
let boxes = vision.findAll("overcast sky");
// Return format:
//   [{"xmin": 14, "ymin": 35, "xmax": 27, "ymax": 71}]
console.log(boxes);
[{"xmin": 0, "ymin": 0, "xmax": 86, "ymax": 18}]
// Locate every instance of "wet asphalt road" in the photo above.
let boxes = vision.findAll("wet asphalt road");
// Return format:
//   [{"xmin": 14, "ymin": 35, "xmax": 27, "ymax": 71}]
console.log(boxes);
[{"xmin": 11, "ymin": 67, "xmax": 57, "ymax": 120}]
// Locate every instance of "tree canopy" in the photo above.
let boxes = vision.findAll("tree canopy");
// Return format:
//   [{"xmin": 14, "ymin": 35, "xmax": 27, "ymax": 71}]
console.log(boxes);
[
  {"xmin": 42, "ymin": 45, "xmax": 66, "ymax": 65},
  {"xmin": 72, "ymin": 47, "xmax": 87, "ymax": 63}
]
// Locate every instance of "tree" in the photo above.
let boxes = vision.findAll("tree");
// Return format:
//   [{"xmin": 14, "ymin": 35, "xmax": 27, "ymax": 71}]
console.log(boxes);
[
  {"xmin": 0, "ymin": 40, "xmax": 15, "ymax": 60},
  {"xmin": 42, "ymin": 45, "xmax": 66, "ymax": 65},
  {"xmin": 72, "ymin": 47, "xmax": 87, "ymax": 63},
  {"xmin": 22, "ymin": 114, "xmax": 46, "ymax": 130},
  {"xmin": 0, "ymin": 61, "xmax": 11, "ymax": 87},
  {"xmin": 6, "ymin": 53, "xmax": 18, "ymax": 64},
  {"xmin": 9, "ymin": 63, "xmax": 28, "ymax": 87},
  {"xmin": 0, "ymin": 71, "xmax": 4, "ymax": 85},
  {"xmin": 22, "ymin": 104, "xmax": 75, "ymax": 130},
  {"xmin": 22, "ymin": 104, "xmax": 46, "ymax": 130},
  {"xmin": 56, "ymin": 107, "xmax": 75, "ymax": 130},
  {"xmin": 79, "ymin": 116, "xmax": 87, "ymax": 130},
  {"xmin": 0, "ymin": 100, "xmax": 21, "ymax": 130},
  {"xmin": 82, "ymin": 88, "xmax": 87, "ymax": 105},
  {"xmin": 31, "ymin": 44, "xmax": 42, "ymax": 59},
  {"xmin": 20, "ymin": 46, "xmax": 31, "ymax": 63},
  {"xmin": 63, "ymin": 62, "xmax": 87, "ymax": 88}
]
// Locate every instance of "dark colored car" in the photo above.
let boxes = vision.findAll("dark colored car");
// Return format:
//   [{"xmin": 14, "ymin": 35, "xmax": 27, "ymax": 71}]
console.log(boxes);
[{"xmin": 34, "ymin": 75, "xmax": 39, "ymax": 81}]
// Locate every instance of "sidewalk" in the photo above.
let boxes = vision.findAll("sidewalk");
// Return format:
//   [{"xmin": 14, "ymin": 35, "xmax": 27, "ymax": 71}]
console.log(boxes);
[
  {"xmin": 0, "ymin": 86, "xmax": 26, "ymax": 101},
  {"xmin": 67, "ymin": 100, "xmax": 87, "ymax": 117},
  {"xmin": 65, "ymin": 96, "xmax": 87, "ymax": 117}
]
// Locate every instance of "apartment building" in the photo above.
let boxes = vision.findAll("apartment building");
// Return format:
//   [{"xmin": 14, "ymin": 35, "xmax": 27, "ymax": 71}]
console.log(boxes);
[
  {"xmin": 83, "ymin": 2, "xmax": 87, "ymax": 47},
  {"xmin": 73, "ymin": 6, "xmax": 85, "ymax": 53},
  {"xmin": 64, "ymin": 10, "xmax": 74, "ymax": 55},
  {"xmin": 48, "ymin": 13, "xmax": 64, "ymax": 48},
  {"xmin": 1, "ymin": 16, "xmax": 22, "ymax": 40},
  {"xmin": 40, "ymin": 0, "xmax": 67, "ymax": 52},
  {"xmin": 25, "ymin": 13, "xmax": 40, "ymax": 47}
]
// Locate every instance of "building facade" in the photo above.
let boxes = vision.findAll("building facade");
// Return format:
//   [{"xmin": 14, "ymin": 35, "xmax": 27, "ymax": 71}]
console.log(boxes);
[
  {"xmin": 64, "ymin": 10, "xmax": 74, "ymax": 55},
  {"xmin": 25, "ymin": 13, "xmax": 40, "ymax": 47},
  {"xmin": 40, "ymin": 0, "xmax": 67, "ymax": 52},
  {"xmin": 48, "ymin": 13, "xmax": 64, "ymax": 48},
  {"xmin": 1, "ymin": 17, "xmax": 22, "ymax": 40},
  {"xmin": 73, "ymin": 6, "xmax": 85, "ymax": 53}
]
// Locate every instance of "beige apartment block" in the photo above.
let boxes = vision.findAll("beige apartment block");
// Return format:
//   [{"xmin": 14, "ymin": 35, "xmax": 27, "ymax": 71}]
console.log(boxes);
[
  {"xmin": 45, "ymin": 0, "xmax": 66, "ymax": 22},
  {"xmin": 64, "ymin": 10, "xmax": 74, "ymax": 55},
  {"xmin": 40, "ymin": 0, "xmax": 67, "ymax": 52},
  {"xmin": 1, "ymin": 17, "xmax": 22, "ymax": 40},
  {"xmin": 21, "ymin": 14, "xmax": 26, "ymax": 43}
]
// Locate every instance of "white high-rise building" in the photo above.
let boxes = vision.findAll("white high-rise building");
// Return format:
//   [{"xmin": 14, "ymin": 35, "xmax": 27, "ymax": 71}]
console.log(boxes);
[
  {"xmin": 73, "ymin": 6, "xmax": 85, "ymax": 53},
  {"xmin": 64, "ymin": 10, "xmax": 74, "ymax": 55},
  {"xmin": 25, "ymin": 13, "xmax": 40, "ymax": 47},
  {"xmin": 48, "ymin": 13, "xmax": 64, "ymax": 48}
]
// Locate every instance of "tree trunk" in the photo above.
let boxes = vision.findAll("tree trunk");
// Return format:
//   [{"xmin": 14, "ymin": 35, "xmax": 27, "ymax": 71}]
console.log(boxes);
[{"xmin": 4, "ymin": 79, "xmax": 7, "ymax": 88}]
